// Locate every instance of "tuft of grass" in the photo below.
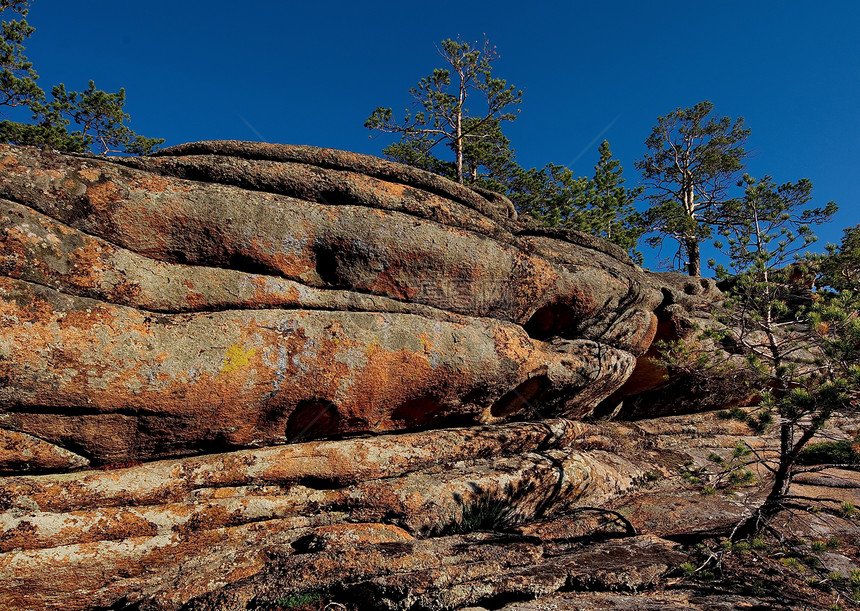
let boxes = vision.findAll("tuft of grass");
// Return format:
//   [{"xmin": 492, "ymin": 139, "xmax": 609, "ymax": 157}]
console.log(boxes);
[
  {"xmin": 827, "ymin": 537, "xmax": 842, "ymax": 549},
  {"xmin": 850, "ymin": 569, "xmax": 860, "ymax": 589},
  {"xmin": 839, "ymin": 501, "xmax": 857, "ymax": 518},
  {"xmin": 724, "ymin": 406, "xmax": 749, "ymax": 423},
  {"xmin": 751, "ymin": 536, "xmax": 768, "ymax": 550},
  {"xmin": 803, "ymin": 555, "xmax": 821, "ymax": 569},
  {"xmin": 271, "ymin": 592, "xmax": 324, "ymax": 609},
  {"xmin": 446, "ymin": 494, "xmax": 516, "ymax": 534},
  {"xmin": 728, "ymin": 467, "xmax": 757, "ymax": 486},
  {"xmin": 701, "ymin": 485, "xmax": 715, "ymax": 496},
  {"xmin": 812, "ymin": 540, "xmax": 828, "ymax": 553},
  {"xmin": 781, "ymin": 557, "xmax": 805, "ymax": 572}
]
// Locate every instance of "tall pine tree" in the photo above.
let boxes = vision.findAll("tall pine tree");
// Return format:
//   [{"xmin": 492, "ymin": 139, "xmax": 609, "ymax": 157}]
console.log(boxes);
[
  {"xmin": 577, "ymin": 140, "xmax": 643, "ymax": 260},
  {"xmin": 366, "ymin": 37, "xmax": 521, "ymax": 185},
  {"xmin": 636, "ymin": 101, "xmax": 749, "ymax": 276},
  {"xmin": 673, "ymin": 174, "xmax": 851, "ymax": 535}
]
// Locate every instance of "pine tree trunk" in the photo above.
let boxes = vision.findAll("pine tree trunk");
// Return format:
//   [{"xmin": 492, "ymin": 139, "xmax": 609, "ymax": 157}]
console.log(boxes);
[
  {"xmin": 455, "ymin": 76, "xmax": 465, "ymax": 184},
  {"xmin": 685, "ymin": 237, "xmax": 701, "ymax": 276},
  {"xmin": 455, "ymin": 143, "xmax": 463, "ymax": 184},
  {"xmin": 734, "ymin": 458, "xmax": 792, "ymax": 539},
  {"xmin": 734, "ymin": 422, "xmax": 805, "ymax": 540},
  {"xmin": 681, "ymin": 175, "xmax": 700, "ymax": 276}
]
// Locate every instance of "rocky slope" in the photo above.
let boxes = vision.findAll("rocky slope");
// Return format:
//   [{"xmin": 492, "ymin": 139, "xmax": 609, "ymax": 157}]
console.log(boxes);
[{"xmin": 0, "ymin": 142, "xmax": 854, "ymax": 610}]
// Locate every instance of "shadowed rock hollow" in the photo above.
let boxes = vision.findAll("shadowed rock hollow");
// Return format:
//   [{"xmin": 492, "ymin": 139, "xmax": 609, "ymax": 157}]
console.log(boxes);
[{"xmin": 0, "ymin": 141, "xmax": 794, "ymax": 611}]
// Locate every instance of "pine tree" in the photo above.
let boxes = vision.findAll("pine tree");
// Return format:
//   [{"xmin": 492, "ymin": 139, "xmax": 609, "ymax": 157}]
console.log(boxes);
[
  {"xmin": 365, "ymin": 40, "xmax": 644, "ymax": 258},
  {"xmin": 576, "ymin": 140, "xmax": 643, "ymax": 260},
  {"xmin": 509, "ymin": 141, "xmax": 643, "ymax": 261},
  {"xmin": 366, "ymin": 37, "xmax": 521, "ymax": 184},
  {"xmin": 508, "ymin": 162, "xmax": 587, "ymax": 227},
  {"xmin": 0, "ymin": 0, "xmax": 41, "ymax": 111},
  {"xmin": 636, "ymin": 101, "xmax": 749, "ymax": 276},
  {"xmin": 693, "ymin": 175, "xmax": 853, "ymax": 534},
  {"xmin": 381, "ymin": 116, "xmax": 519, "ymax": 194},
  {"xmin": 821, "ymin": 224, "xmax": 860, "ymax": 292}
]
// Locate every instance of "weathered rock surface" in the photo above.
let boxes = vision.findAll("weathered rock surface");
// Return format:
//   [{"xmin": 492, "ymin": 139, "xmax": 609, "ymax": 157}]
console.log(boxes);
[
  {"xmin": 4, "ymin": 409, "xmax": 853, "ymax": 610},
  {"xmin": 5, "ymin": 141, "xmax": 816, "ymax": 610},
  {"xmin": 0, "ymin": 419, "xmax": 648, "ymax": 609},
  {"xmin": 0, "ymin": 141, "xmax": 722, "ymax": 471},
  {"xmin": 0, "ymin": 415, "xmax": 741, "ymax": 610}
]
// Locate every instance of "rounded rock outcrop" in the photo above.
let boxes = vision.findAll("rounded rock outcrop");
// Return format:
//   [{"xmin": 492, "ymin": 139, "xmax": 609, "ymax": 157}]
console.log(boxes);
[{"xmin": 0, "ymin": 141, "xmax": 707, "ymax": 471}]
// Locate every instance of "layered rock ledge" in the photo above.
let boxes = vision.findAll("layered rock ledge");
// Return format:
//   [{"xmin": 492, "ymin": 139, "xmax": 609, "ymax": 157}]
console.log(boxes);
[
  {"xmin": 0, "ymin": 141, "xmax": 787, "ymax": 610},
  {"xmin": 0, "ymin": 141, "xmax": 724, "ymax": 471}
]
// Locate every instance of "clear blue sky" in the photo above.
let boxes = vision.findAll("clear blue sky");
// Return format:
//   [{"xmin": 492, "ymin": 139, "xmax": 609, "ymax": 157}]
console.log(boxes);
[{"xmin": 20, "ymin": 0, "xmax": 859, "ymax": 269}]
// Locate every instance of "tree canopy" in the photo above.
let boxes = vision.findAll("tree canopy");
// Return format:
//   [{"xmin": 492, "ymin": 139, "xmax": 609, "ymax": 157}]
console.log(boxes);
[
  {"xmin": 577, "ymin": 140, "xmax": 643, "ymax": 259},
  {"xmin": 512, "ymin": 141, "xmax": 643, "ymax": 261},
  {"xmin": 366, "ymin": 38, "xmax": 644, "ymax": 260},
  {"xmin": 0, "ymin": 0, "xmax": 162, "ymax": 154},
  {"xmin": 637, "ymin": 101, "xmax": 749, "ymax": 276},
  {"xmin": 365, "ymin": 37, "xmax": 521, "ymax": 185},
  {"xmin": 821, "ymin": 224, "xmax": 860, "ymax": 292}
]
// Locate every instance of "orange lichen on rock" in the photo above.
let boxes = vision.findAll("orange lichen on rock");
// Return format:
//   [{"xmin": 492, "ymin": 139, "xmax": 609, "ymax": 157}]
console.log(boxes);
[{"xmin": 85, "ymin": 180, "xmax": 125, "ymax": 210}]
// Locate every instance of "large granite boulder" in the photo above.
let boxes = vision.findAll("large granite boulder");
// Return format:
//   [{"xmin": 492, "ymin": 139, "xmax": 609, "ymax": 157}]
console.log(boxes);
[{"xmin": 0, "ymin": 141, "xmax": 720, "ymax": 471}]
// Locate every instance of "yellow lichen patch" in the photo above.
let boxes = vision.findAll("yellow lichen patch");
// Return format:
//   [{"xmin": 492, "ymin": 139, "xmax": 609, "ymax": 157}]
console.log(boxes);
[{"xmin": 220, "ymin": 344, "xmax": 257, "ymax": 376}]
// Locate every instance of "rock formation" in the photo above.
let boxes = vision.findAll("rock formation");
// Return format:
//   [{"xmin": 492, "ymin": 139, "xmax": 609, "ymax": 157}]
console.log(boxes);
[
  {"xmin": 3, "ymin": 142, "xmax": 850, "ymax": 610},
  {"xmin": 0, "ymin": 140, "xmax": 715, "ymax": 470}
]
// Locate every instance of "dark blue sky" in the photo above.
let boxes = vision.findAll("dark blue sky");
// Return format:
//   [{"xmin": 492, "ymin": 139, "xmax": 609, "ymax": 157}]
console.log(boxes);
[{"xmin": 21, "ymin": 0, "xmax": 860, "ymax": 267}]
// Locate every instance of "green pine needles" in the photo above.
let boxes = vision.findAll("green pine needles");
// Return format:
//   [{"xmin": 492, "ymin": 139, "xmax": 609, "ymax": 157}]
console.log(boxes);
[
  {"xmin": 0, "ymin": 0, "xmax": 162, "ymax": 154},
  {"xmin": 365, "ymin": 37, "xmax": 521, "ymax": 186},
  {"xmin": 659, "ymin": 171, "xmax": 857, "ymax": 535},
  {"xmin": 366, "ymin": 38, "xmax": 644, "ymax": 261}
]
